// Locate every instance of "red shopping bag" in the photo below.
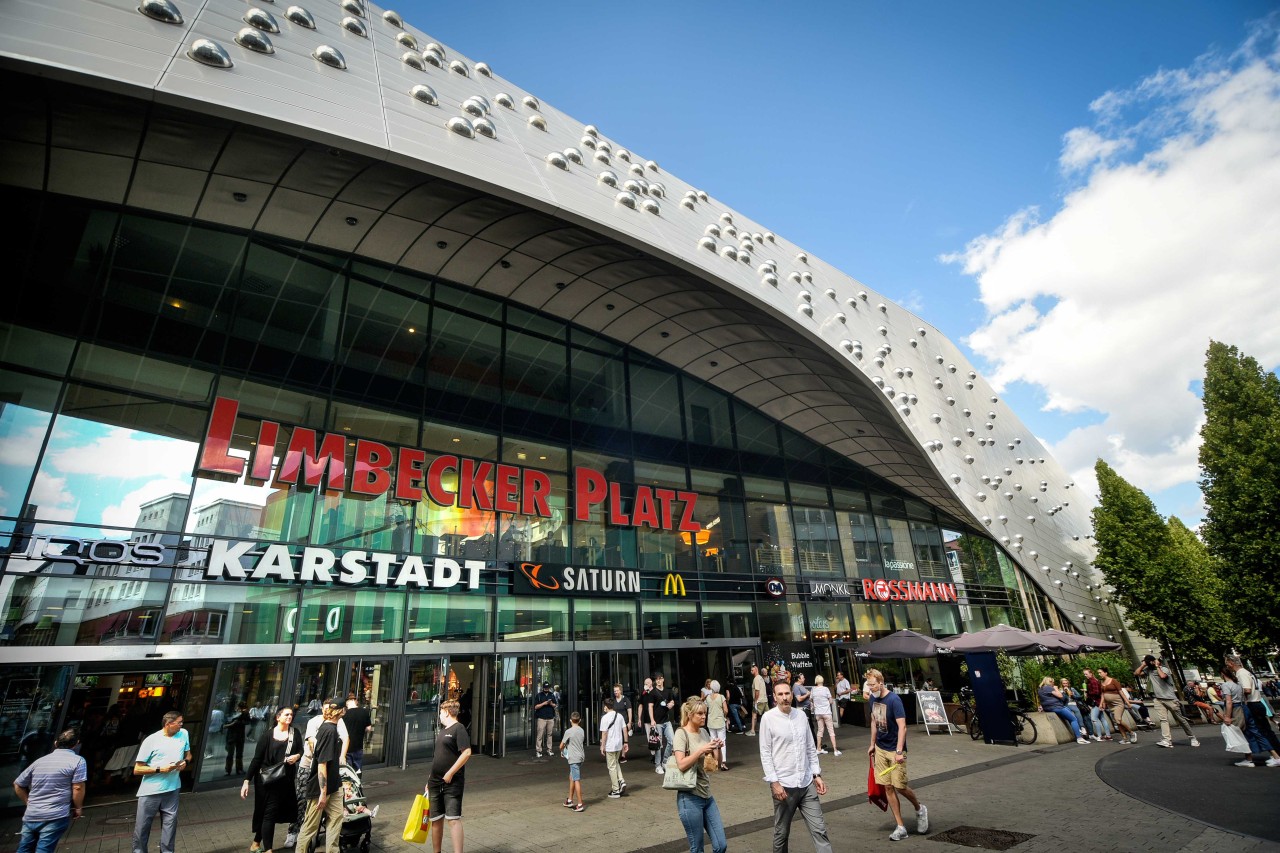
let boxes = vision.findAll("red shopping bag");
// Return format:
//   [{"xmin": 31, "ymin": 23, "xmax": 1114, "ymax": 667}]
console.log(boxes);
[{"xmin": 867, "ymin": 755, "xmax": 888, "ymax": 811}]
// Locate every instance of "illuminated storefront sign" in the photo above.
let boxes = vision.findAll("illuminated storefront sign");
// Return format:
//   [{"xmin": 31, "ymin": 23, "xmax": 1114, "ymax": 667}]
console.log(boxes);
[
  {"xmin": 6, "ymin": 536, "xmax": 165, "ymax": 570},
  {"xmin": 202, "ymin": 540, "xmax": 483, "ymax": 589},
  {"xmin": 807, "ymin": 580, "xmax": 852, "ymax": 598},
  {"xmin": 511, "ymin": 562, "xmax": 693, "ymax": 598},
  {"xmin": 197, "ymin": 396, "xmax": 700, "ymax": 533},
  {"xmin": 662, "ymin": 572, "xmax": 687, "ymax": 597},
  {"xmin": 859, "ymin": 578, "xmax": 957, "ymax": 603}
]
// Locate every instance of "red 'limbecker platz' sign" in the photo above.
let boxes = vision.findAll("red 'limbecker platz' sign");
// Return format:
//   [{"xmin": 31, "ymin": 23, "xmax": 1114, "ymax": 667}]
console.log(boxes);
[
  {"xmin": 860, "ymin": 578, "xmax": 958, "ymax": 603},
  {"xmin": 196, "ymin": 397, "xmax": 700, "ymax": 533}
]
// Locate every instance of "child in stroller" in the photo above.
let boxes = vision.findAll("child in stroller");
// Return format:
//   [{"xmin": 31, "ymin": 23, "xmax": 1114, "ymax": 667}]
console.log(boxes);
[{"xmin": 305, "ymin": 765, "xmax": 376, "ymax": 853}]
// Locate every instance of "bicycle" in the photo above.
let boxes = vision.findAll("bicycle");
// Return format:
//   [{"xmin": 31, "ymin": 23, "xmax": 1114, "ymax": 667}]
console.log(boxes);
[{"xmin": 951, "ymin": 688, "xmax": 1038, "ymax": 744}]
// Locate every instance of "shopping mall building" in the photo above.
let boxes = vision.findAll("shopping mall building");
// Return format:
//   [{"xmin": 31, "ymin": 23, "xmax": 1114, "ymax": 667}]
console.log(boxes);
[{"xmin": 0, "ymin": 0, "xmax": 1132, "ymax": 797}]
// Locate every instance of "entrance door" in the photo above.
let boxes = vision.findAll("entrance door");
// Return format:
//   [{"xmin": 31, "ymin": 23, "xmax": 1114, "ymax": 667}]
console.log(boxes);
[
  {"xmin": 404, "ymin": 656, "xmax": 485, "ymax": 763},
  {"xmin": 493, "ymin": 653, "xmax": 567, "ymax": 757},
  {"xmin": 346, "ymin": 658, "xmax": 394, "ymax": 766},
  {"xmin": 574, "ymin": 651, "xmax": 641, "ymax": 744}
]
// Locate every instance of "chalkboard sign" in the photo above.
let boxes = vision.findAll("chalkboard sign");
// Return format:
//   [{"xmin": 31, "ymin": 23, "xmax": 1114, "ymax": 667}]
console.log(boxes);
[{"xmin": 915, "ymin": 690, "xmax": 953, "ymax": 736}]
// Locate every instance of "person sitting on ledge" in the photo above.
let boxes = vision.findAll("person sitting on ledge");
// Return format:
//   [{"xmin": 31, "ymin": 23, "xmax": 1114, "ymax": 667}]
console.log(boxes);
[{"xmin": 1037, "ymin": 677, "xmax": 1089, "ymax": 745}]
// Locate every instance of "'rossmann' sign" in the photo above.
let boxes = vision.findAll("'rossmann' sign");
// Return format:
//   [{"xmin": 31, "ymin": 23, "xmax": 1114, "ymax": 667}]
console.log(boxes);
[
  {"xmin": 860, "ymin": 578, "xmax": 958, "ymax": 602},
  {"xmin": 196, "ymin": 397, "xmax": 700, "ymax": 533}
]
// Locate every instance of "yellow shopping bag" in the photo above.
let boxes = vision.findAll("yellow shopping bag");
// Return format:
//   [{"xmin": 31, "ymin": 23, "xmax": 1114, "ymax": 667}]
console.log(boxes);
[{"xmin": 402, "ymin": 791, "xmax": 430, "ymax": 843}]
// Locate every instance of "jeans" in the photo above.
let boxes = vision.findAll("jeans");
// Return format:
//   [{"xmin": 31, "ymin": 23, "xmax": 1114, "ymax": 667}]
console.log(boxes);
[
  {"xmin": 655, "ymin": 722, "xmax": 675, "ymax": 765},
  {"xmin": 771, "ymin": 782, "xmax": 832, "ymax": 853},
  {"xmin": 1245, "ymin": 702, "xmax": 1280, "ymax": 752},
  {"xmin": 133, "ymin": 790, "xmax": 180, "ymax": 853},
  {"xmin": 17, "ymin": 816, "xmax": 71, "ymax": 853},
  {"xmin": 728, "ymin": 703, "xmax": 744, "ymax": 732},
  {"xmin": 1064, "ymin": 704, "xmax": 1087, "ymax": 734},
  {"xmin": 676, "ymin": 792, "xmax": 727, "ymax": 853},
  {"xmin": 1089, "ymin": 706, "xmax": 1112, "ymax": 737}
]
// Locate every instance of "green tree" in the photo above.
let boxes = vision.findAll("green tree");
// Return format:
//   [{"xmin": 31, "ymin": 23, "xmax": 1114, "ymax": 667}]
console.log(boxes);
[
  {"xmin": 1199, "ymin": 341, "xmax": 1280, "ymax": 653},
  {"xmin": 1091, "ymin": 460, "xmax": 1231, "ymax": 663}
]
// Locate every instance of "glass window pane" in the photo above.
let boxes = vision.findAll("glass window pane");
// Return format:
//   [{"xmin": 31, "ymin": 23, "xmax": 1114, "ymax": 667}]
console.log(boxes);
[
  {"xmin": 0, "ymin": 370, "xmax": 60, "ymax": 526},
  {"xmin": 853, "ymin": 603, "xmax": 892, "ymax": 642},
  {"xmin": 502, "ymin": 437, "xmax": 568, "ymax": 472},
  {"xmin": 733, "ymin": 401, "xmax": 780, "ymax": 456},
  {"xmin": 746, "ymin": 501, "xmax": 793, "ymax": 575},
  {"xmin": 701, "ymin": 601, "xmax": 757, "ymax": 639},
  {"xmin": 911, "ymin": 522, "xmax": 948, "ymax": 580},
  {"xmin": 426, "ymin": 305, "xmax": 502, "ymax": 405},
  {"xmin": 421, "ymin": 421, "xmax": 498, "ymax": 459},
  {"xmin": 570, "ymin": 348, "xmax": 627, "ymax": 430},
  {"xmin": 496, "ymin": 596, "xmax": 569, "ymax": 641},
  {"xmin": 794, "ymin": 506, "xmax": 843, "ymax": 575},
  {"xmin": 876, "ymin": 517, "xmax": 920, "ymax": 581},
  {"xmin": 0, "ymin": 576, "xmax": 167, "ymax": 646},
  {"xmin": 407, "ymin": 596, "xmax": 492, "ymax": 644},
  {"xmin": 683, "ymin": 380, "xmax": 733, "ymax": 448},
  {"xmin": 572, "ymin": 598, "xmax": 637, "ymax": 641},
  {"xmin": 642, "ymin": 599, "xmax": 700, "ymax": 640},
  {"xmin": 296, "ymin": 588, "xmax": 405, "ymax": 644},
  {"xmin": 199, "ymin": 659, "xmax": 286, "ymax": 784},
  {"xmin": 71, "ymin": 345, "xmax": 215, "ymax": 403},
  {"xmin": 691, "ymin": 492, "xmax": 748, "ymax": 574},
  {"xmin": 161, "ymin": 583, "xmax": 297, "ymax": 645},
  {"xmin": 629, "ymin": 364, "xmax": 682, "ymax": 441},
  {"xmin": 807, "ymin": 602, "xmax": 852, "ymax": 643},
  {"xmin": 927, "ymin": 604, "xmax": 961, "ymax": 637},
  {"xmin": 756, "ymin": 602, "xmax": 806, "ymax": 641},
  {"xmin": 336, "ymin": 281, "xmax": 430, "ymax": 407},
  {"xmin": 503, "ymin": 329, "xmax": 567, "ymax": 415},
  {"xmin": 31, "ymin": 385, "xmax": 202, "ymax": 532},
  {"xmin": 0, "ymin": 324, "xmax": 74, "ymax": 375}
]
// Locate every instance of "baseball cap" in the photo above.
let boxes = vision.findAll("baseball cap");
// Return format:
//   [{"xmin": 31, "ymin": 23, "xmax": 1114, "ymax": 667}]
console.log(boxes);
[{"xmin": 542, "ymin": 681, "xmax": 551, "ymax": 688}]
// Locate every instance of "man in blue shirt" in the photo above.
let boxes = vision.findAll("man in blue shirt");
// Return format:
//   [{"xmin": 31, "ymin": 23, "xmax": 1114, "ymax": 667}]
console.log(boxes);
[
  {"xmin": 13, "ymin": 728, "xmax": 86, "ymax": 853},
  {"xmin": 866, "ymin": 670, "xmax": 928, "ymax": 841},
  {"xmin": 132, "ymin": 711, "xmax": 191, "ymax": 853}
]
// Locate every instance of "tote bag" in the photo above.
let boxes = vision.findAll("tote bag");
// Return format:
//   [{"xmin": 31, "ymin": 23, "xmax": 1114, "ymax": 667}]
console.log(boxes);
[
  {"xmin": 1221, "ymin": 723, "xmax": 1250, "ymax": 754},
  {"xmin": 402, "ymin": 791, "xmax": 430, "ymax": 843},
  {"xmin": 661, "ymin": 729, "xmax": 699, "ymax": 791}
]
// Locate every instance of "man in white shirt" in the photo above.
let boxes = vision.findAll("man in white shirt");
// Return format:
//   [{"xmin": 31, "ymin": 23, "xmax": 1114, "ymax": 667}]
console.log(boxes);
[
  {"xmin": 748, "ymin": 664, "xmax": 767, "ymax": 736},
  {"xmin": 599, "ymin": 697, "xmax": 628, "ymax": 798},
  {"xmin": 759, "ymin": 680, "xmax": 831, "ymax": 853}
]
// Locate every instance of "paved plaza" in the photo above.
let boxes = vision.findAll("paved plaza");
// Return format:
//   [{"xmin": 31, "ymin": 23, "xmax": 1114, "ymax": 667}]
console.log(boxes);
[{"xmin": 4, "ymin": 724, "xmax": 1277, "ymax": 853}]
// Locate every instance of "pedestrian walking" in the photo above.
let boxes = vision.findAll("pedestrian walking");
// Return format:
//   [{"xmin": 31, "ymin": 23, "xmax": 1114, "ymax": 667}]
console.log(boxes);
[
  {"xmin": 132, "ymin": 711, "xmax": 191, "ymax": 853},
  {"xmin": 705, "ymin": 681, "xmax": 730, "ymax": 770},
  {"xmin": 1224, "ymin": 655, "xmax": 1280, "ymax": 762},
  {"xmin": 533, "ymin": 682, "xmax": 557, "ymax": 758},
  {"xmin": 648, "ymin": 674, "xmax": 678, "ymax": 772},
  {"xmin": 1081, "ymin": 669, "xmax": 1113, "ymax": 740},
  {"xmin": 1220, "ymin": 665, "xmax": 1280, "ymax": 767},
  {"xmin": 295, "ymin": 699, "xmax": 345, "ymax": 853},
  {"xmin": 1097, "ymin": 668, "xmax": 1136, "ymax": 743},
  {"xmin": 342, "ymin": 694, "xmax": 374, "ymax": 772},
  {"xmin": 427, "ymin": 699, "xmax": 472, "ymax": 853},
  {"xmin": 834, "ymin": 672, "xmax": 852, "ymax": 726},
  {"xmin": 611, "ymin": 683, "xmax": 633, "ymax": 760},
  {"xmin": 670, "ymin": 697, "xmax": 728, "ymax": 853},
  {"xmin": 810, "ymin": 676, "xmax": 839, "ymax": 756},
  {"xmin": 241, "ymin": 706, "xmax": 302, "ymax": 853},
  {"xmin": 759, "ymin": 680, "xmax": 832, "ymax": 853},
  {"xmin": 747, "ymin": 664, "xmax": 767, "ymax": 737},
  {"xmin": 12, "ymin": 728, "xmax": 85, "ymax": 853},
  {"xmin": 559, "ymin": 711, "xmax": 586, "ymax": 812},
  {"xmin": 599, "ymin": 697, "xmax": 629, "ymax": 798},
  {"xmin": 225, "ymin": 702, "xmax": 248, "ymax": 776},
  {"xmin": 866, "ymin": 669, "xmax": 928, "ymax": 841},
  {"xmin": 1134, "ymin": 656, "xmax": 1199, "ymax": 748}
]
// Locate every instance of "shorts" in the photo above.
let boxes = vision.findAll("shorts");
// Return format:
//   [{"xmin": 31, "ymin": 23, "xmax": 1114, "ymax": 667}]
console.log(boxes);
[
  {"xmin": 873, "ymin": 746, "xmax": 909, "ymax": 789},
  {"xmin": 427, "ymin": 778, "xmax": 464, "ymax": 821},
  {"xmin": 755, "ymin": 702, "xmax": 767, "ymax": 715},
  {"xmin": 568, "ymin": 762, "xmax": 581, "ymax": 782}
]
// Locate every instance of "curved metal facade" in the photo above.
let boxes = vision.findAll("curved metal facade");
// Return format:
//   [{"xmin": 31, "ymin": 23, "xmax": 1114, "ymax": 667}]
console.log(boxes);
[{"xmin": 0, "ymin": 0, "xmax": 1123, "ymax": 640}]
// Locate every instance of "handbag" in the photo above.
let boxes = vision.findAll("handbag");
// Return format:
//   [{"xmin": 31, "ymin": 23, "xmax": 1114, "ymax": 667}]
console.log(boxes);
[
  {"xmin": 661, "ymin": 729, "xmax": 700, "ymax": 791},
  {"xmin": 258, "ymin": 729, "xmax": 295, "ymax": 785},
  {"xmin": 1221, "ymin": 723, "xmax": 1251, "ymax": 754},
  {"xmin": 866, "ymin": 755, "xmax": 888, "ymax": 811},
  {"xmin": 402, "ymin": 791, "xmax": 430, "ymax": 843}
]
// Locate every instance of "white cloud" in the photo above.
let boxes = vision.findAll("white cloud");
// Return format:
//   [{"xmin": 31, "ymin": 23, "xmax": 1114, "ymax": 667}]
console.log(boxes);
[
  {"xmin": 28, "ymin": 473, "xmax": 78, "ymax": 523},
  {"xmin": 945, "ymin": 22, "xmax": 1280, "ymax": 515},
  {"xmin": 1060, "ymin": 128, "xmax": 1131, "ymax": 173},
  {"xmin": 47, "ymin": 426, "xmax": 197, "ymax": 480},
  {"xmin": 0, "ymin": 425, "xmax": 46, "ymax": 468}
]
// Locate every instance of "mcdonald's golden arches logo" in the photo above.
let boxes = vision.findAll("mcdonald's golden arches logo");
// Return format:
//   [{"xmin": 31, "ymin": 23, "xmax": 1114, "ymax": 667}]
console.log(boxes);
[{"xmin": 662, "ymin": 572, "xmax": 687, "ymax": 597}]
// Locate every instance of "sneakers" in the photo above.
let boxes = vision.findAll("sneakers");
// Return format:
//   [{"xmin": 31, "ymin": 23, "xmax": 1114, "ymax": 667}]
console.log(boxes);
[
  {"xmin": 573, "ymin": 803, "xmax": 585, "ymax": 812},
  {"xmin": 916, "ymin": 803, "xmax": 929, "ymax": 834},
  {"xmin": 1156, "ymin": 739, "xmax": 1172, "ymax": 748},
  {"xmin": 617, "ymin": 780, "xmax": 627, "ymax": 794},
  {"xmin": 1076, "ymin": 737, "xmax": 1090, "ymax": 745},
  {"xmin": 1190, "ymin": 738, "xmax": 1200, "ymax": 748},
  {"xmin": 608, "ymin": 789, "xmax": 622, "ymax": 798},
  {"xmin": 1266, "ymin": 757, "xmax": 1280, "ymax": 767},
  {"xmin": 564, "ymin": 798, "xmax": 574, "ymax": 808},
  {"xmin": 890, "ymin": 825, "xmax": 909, "ymax": 841},
  {"xmin": 1234, "ymin": 759, "xmax": 1256, "ymax": 767},
  {"xmin": 656, "ymin": 765, "xmax": 665, "ymax": 774},
  {"xmin": 1089, "ymin": 735, "xmax": 1100, "ymax": 741},
  {"xmin": 834, "ymin": 750, "xmax": 843, "ymax": 756},
  {"xmin": 818, "ymin": 748, "xmax": 828, "ymax": 754},
  {"xmin": 284, "ymin": 833, "xmax": 297, "ymax": 849},
  {"xmin": 746, "ymin": 731, "xmax": 757, "ymax": 737},
  {"xmin": 1127, "ymin": 733, "xmax": 1138, "ymax": 744},
  {"xmin": 536, "ymin": 752, "xmax": 543, "ymax": 758}
]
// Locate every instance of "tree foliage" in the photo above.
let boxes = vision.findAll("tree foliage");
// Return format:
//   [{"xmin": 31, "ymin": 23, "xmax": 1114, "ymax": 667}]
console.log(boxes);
[
  {"xmin": 1091, "ymin": 460, "xmax": 1232, "ymax": 662},
  {"xmin": 1199, "ymin": 341, "xmax": 1280, "ymax": 653}
]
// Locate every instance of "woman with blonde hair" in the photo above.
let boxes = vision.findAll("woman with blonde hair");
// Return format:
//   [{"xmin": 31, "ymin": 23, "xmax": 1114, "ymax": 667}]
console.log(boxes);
[
  {"xmin": 670, "ymin": 697, "xmax": 727, "ymax": 853},
  {"xmin": 1037, "ymin": 676, "xmax": 1089, "ymax": 744}
]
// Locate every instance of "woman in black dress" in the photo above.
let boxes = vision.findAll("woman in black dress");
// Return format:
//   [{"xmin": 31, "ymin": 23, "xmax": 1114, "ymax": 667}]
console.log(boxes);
[{"xmin": 241, "ymin": 706, "xmax": 303, "ymax": 852}]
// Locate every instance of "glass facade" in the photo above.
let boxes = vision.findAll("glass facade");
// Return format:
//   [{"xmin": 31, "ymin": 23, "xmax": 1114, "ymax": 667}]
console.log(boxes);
[{"xmin": 0, "ymin": 193, "xmax": 1062, "ymax": 786}]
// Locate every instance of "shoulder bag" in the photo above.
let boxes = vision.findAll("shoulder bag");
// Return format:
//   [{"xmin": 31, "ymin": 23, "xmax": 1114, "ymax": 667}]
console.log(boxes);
[
  {"xmin": 259, "ymin": 729, "xmax": 295, "ymax": 786},
  {"xmin": 662, "ymin": 728, "xmax": 700, "ymax": 791}
]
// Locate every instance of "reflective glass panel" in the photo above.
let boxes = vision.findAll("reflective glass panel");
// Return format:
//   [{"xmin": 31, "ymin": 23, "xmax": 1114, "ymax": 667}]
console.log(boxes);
[{"xmin": 296, "ymin": 588, "xmax": 405, "ymax": 644}]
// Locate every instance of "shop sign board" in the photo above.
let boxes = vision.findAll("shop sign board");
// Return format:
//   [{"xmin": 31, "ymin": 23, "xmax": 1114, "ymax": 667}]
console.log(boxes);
[
  {"xmin": 858, "ymin": 578, "xmax": 957, "ymax": 603},
  {"xmin": 511, "ymin": 562, "xmax": 696, "ymax": 598},
  {"xmin": 196, "ymin": 396, "xmax": 700, "ymax": 533}
]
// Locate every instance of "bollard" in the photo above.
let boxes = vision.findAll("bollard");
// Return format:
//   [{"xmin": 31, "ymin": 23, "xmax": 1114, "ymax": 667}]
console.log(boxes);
[{"xmin": 402, "ymin": 722, "xmax": 409, "ymax": 770}]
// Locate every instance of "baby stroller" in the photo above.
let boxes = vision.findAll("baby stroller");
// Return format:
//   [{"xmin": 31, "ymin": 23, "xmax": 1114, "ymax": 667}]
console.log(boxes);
[{"xmin": 306, "ymin": 765, "xmax": 373, "ymax": 853}]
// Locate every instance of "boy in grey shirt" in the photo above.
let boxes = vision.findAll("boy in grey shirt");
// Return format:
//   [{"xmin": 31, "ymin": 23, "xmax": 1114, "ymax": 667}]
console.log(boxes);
[{"xmin": 559, "ymin": 712, "xmax": 586, "ymax": 812}]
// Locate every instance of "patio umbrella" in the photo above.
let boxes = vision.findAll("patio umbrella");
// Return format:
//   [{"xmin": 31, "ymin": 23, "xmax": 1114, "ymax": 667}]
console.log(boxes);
[
  {"xmin": 860, "ymin": 629, "xmax": 952, "ymax": 659},
  {"xmin": 943, "ymin": 623, "xmax": 1076, "ymax": 655}
]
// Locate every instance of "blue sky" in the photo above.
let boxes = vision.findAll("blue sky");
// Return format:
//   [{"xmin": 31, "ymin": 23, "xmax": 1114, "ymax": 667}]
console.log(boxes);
[{"xmin": 399, "ymin": 1, "xmax": 1280, "ymax": 526}]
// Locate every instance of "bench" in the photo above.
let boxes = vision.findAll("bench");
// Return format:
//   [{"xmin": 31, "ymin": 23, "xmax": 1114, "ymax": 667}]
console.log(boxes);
[{"xmin": 1025, "ymin": 711, "xmax": 1076, "ymax": 745}]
